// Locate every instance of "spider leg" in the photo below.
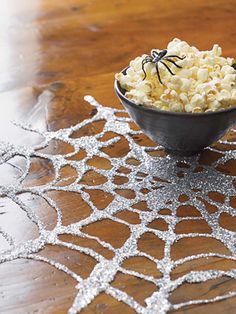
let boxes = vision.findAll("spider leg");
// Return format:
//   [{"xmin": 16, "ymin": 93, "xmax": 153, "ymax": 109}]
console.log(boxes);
[
  {"xmin": 165, "ymin": 55, "xmax": 186, "ymax": 60},
  {"xmin": 163, "ymin": 58, "xmax": 182, "ymax": 68},
  {"xmin": 155, "ymin": 63, "xmax": 163, "ymax": 84},
  {"xmin": 160, "ymin": 60, "xmax": 175, "ymax": 75},
  {"xmin": 141, "ymin": 60, "xmax": 151, "ymax": 80},
  {"xmin": 151, "ymin": 50, "xmax": 159, "ymax": 57},
  {"xmin": 143, "ymin": 55, "xmax": 151, "ymax": 60}
]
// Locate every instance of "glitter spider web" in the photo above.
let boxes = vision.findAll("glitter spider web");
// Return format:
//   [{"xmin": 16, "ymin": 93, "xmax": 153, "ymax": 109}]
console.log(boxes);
[{"xmin": 0, "ymin": 91, "xmax": 236, "ymax": 313}]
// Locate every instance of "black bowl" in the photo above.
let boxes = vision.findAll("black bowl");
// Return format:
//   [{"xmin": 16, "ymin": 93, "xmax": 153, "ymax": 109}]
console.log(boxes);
[{"xmin": 114, "ymin": 67, "xmax": 236, "ymax": 156}]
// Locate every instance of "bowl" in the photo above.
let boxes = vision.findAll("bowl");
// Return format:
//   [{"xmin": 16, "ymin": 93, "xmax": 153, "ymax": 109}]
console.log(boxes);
[{"xmin": 114, "ymin": 67, "xmax": 236, "ymax": 156}]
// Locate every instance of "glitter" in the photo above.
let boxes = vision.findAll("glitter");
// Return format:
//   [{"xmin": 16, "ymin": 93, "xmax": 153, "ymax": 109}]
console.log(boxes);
[{"xmin": 0, "ymin": 91, "xmax": 236, "ymax": 313}]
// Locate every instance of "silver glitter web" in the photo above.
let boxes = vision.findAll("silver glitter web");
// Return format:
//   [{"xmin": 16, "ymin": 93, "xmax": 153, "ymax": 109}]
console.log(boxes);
[{"xmin": 0, "ymin": 91, "xmax": 236, "ymax": 313}]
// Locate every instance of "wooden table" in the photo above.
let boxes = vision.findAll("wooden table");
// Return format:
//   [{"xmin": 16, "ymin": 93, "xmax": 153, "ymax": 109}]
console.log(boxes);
[{"xmin": 0, "ymin": 0, "xmax": 236, "ymax": 313}]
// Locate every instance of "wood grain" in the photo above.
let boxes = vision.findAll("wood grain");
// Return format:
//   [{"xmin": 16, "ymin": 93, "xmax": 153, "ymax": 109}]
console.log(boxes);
[{"xmin": 0, "ymin": 0, "xmax": 235, "ymax": 313}]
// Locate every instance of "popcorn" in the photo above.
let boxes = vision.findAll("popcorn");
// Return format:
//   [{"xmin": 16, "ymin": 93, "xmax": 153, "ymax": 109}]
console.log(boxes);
[
  {"xmin": 197, "ymin": 68, "xmax": 208, "ymax": 82},
  {"xmin": 116, "ymin": 38, "xmax": 236, "ymax": 113},
  {"xmin": 181, "ymin": 78, "xmax": 191, "ymax": 92},
  {"xmin": 190, "ymin": 94, "xmax": 204, "ymax": 108}
]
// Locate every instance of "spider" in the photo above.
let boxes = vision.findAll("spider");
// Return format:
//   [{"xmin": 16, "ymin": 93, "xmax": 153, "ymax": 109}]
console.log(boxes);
[{"xmin": 141, "ymin": 49, "xmax": 186, "ymax": 84}]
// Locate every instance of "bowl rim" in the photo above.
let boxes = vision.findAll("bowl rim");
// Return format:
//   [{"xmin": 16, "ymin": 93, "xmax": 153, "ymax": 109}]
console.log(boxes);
[{"xmin": 114, "ymin": 66, "xmax": 236, "ymax": 117}]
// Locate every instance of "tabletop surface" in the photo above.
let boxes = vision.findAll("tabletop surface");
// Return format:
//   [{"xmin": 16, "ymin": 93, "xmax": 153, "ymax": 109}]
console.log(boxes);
[{"xmin": 0, "ymin": 1, "xmax": 236, "ymax": 313}]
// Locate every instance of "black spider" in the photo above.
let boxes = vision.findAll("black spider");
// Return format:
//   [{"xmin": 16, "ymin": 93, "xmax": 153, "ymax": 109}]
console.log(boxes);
[{"xmin": 141, "ymin": 49, "xmax": 186, "ymax": 84}]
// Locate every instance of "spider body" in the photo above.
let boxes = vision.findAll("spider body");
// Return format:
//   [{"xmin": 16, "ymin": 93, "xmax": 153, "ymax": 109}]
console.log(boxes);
[{"xmin": 141, "ymin": 49, "xmax": 186, "ymax": 84}]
